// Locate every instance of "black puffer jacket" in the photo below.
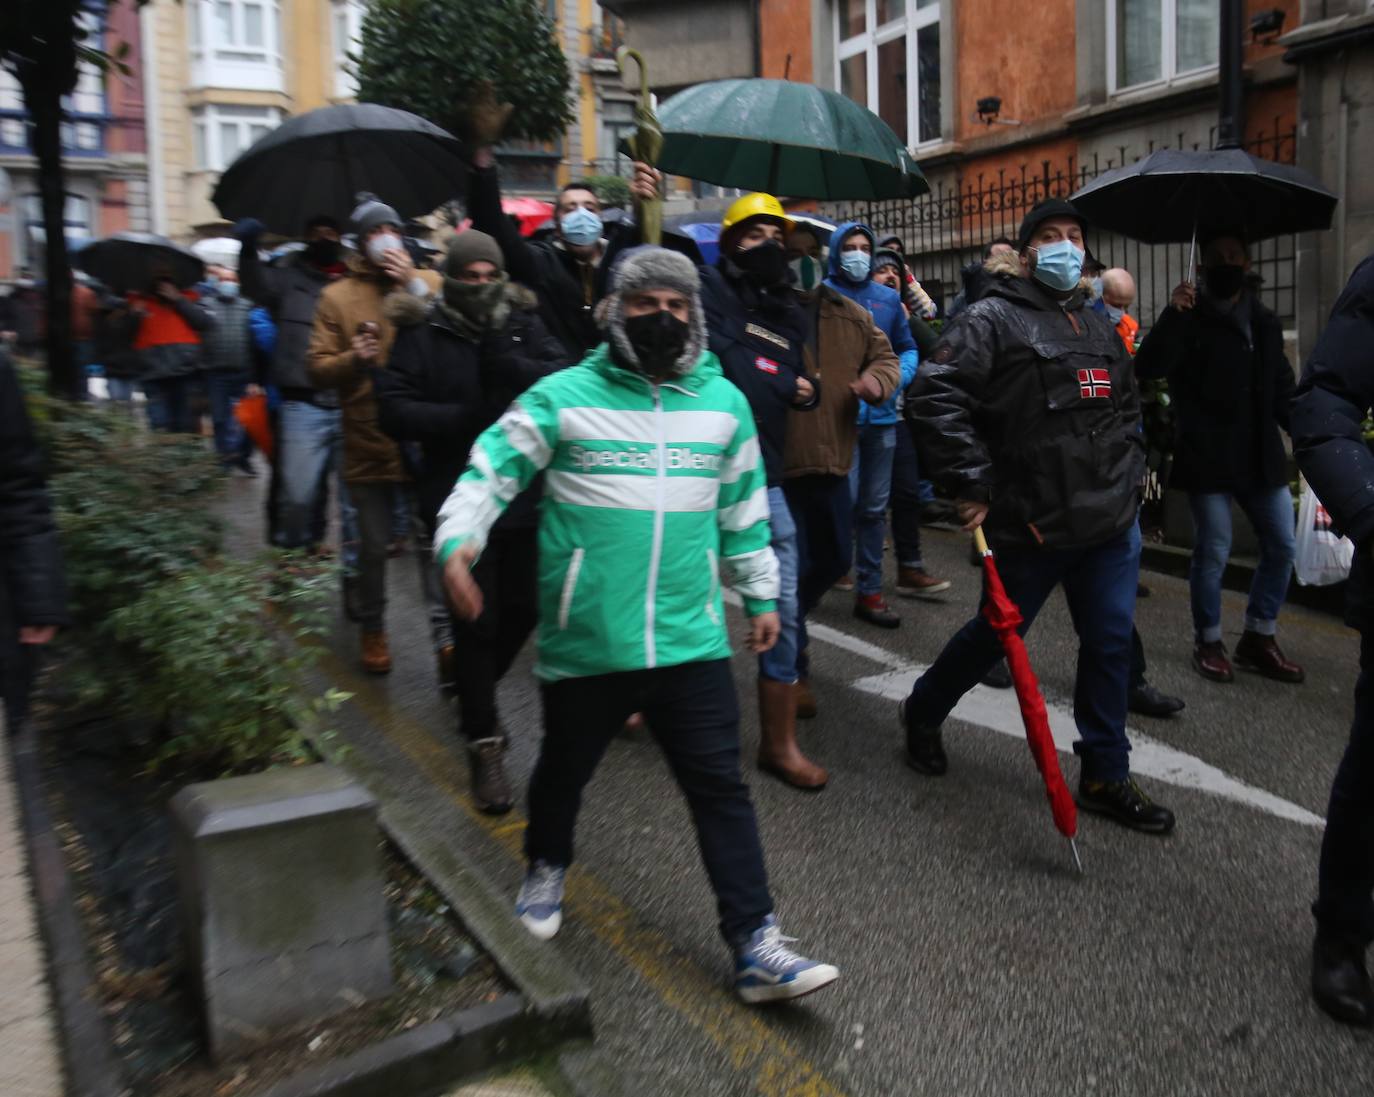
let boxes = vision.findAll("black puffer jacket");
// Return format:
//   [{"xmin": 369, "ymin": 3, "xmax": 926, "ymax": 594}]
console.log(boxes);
[
  {"xmin": 1135, "ymin": 291, "xmax": 1294, "ymax": 492},
  {"xmin": 699, "ymin": 263, "xmax": 817, "ymax": 486},
  {"xmin": 467, "ymin": 166, "xmax": 634, "ymax": 361},
  {"xmin": 1291, "ymin": 254, "xmax": 1374, "ymax": 630},
  {"xmin": 376, "ymin": 285, "xmax": 566, "ymax": 528},
  {"xmin": 907, "ymin": 257, "xmax": 1144, "ymax": 551}
]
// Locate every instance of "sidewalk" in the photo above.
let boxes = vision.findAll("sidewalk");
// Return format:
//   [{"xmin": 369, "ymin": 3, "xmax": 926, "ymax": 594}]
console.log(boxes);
[{"xmin": 0, "ymin": 714, "xmax": 63, "ymax": 1097}]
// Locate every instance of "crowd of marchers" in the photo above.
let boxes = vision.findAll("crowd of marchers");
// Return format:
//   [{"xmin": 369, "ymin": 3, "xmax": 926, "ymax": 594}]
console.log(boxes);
[{"xmin": 2, "ymin": 132, "xmax": 1372, "ymax": 1021}]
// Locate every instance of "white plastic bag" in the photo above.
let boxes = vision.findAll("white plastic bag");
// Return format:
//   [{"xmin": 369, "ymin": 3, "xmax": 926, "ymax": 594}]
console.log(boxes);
[{"xmin": 1294, "ymin": 479, "xmax": 1354, "ymax": 586}]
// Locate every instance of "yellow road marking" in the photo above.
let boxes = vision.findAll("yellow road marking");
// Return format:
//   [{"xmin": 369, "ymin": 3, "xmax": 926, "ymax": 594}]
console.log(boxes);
[{"xmin": 318, "ymin": 649, "xmax": 850, "ymax": 1097}]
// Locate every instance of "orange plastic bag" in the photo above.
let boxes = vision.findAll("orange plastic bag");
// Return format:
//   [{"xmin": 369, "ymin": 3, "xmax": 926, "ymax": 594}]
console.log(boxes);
[{"xmin": 233, "ymin": 392, "xmax": 274, "ymax": 460}]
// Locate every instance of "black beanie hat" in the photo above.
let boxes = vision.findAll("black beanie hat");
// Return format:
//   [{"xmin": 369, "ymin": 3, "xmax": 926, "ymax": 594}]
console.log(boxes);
[{"xmin": 1016, "ymin": 198, "xmax": 1087, "ymax": 251}]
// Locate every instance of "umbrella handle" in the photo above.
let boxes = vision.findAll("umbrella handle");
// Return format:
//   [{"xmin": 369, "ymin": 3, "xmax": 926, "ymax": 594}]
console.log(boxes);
[{"xmin": 972, "ymin": 526, "xmax": 992, "ymax": 558}]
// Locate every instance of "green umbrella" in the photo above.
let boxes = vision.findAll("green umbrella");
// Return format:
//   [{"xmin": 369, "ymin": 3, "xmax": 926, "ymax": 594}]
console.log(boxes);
[{"xmin": 626, "ymin": 78, "xmax": 927, "ymax": 202}]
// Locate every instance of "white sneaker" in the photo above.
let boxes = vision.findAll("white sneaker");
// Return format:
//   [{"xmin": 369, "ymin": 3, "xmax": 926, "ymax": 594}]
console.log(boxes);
[{"xmin": 515, "ymin": 860, "xmax": 565, "ymax": 940}]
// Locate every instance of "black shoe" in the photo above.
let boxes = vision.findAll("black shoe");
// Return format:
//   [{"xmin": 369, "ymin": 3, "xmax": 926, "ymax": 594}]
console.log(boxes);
[
  {"xmin": 1127, "ymin": 681, "xmax": 1186, "ymax": 719},
  {"xmin": 1312, "ymin": 933, "xmax": 1374, "ymax": 1027},
  {"xmin": 980, "ymin": 661, "xmax": 1012, "ymax": 689},
  {"xmin": 1136, "ymin": 582, "xmax": 1151, "ymax": 598},
  {"xmin": 854, "ymin": 594, "xmax": 901, "ymax": 629},
  {"xmin": 1076, "ymin": 777, "xmax": 1175, "ymax": 835},
  {"xmin": 899, "ymin": 699, "xmax": 947, "ymax": 777}
]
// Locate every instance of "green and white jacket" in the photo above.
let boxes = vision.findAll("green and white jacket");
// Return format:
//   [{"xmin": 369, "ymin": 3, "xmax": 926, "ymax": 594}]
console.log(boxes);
[{"xmin": 435, "ymin": 343, "xmax": 778, "ymax": 682}]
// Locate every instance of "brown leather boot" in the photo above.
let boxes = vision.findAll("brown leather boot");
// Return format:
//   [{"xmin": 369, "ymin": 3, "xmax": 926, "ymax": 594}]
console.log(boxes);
[
  {"xmin": 361, "ymin": 628, "xmax": 392, "ymax": 675},
  {"xmin": 1234, "ymin": 630, "xmax": 1305, "ymax": 683},
  {"xmin": 795, "ymin": 677, "xmax": 818, "ymax": 719},
  {"xmin": 757, "ymin": 679, "xmax": 827, "ymax": 791},
  {"xmin": 467, "ymin": 737, "xmax": 513, "ymax": 814}
]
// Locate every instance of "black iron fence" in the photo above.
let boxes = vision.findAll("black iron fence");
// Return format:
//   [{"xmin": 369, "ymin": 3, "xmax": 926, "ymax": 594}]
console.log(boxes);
[{"xmin": 823, "ymin": 124, "xmax": 1299, "ymax": 332}]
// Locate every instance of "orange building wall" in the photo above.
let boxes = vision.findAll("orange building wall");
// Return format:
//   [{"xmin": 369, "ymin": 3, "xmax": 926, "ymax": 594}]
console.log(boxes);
[
  {"xmin": 759, "ymin": 0, "xmax": 813, "ymax": 81},
  {"xmin": 954, "ymin": 0, "xmax": 1078, "ymax": 143},
  {"xmin": 104, "ymin": 0, "xmax": 146, "ymax": 156}
]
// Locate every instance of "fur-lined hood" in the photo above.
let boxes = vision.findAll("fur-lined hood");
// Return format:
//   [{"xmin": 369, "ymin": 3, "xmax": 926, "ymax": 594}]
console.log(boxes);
[
  {"xmin": 384, "ymin": 281, "xmax": 539, "ymax": 329},
  {"xmin": 982, "ymin": 248, "xmax": 1096, "ymax": 296}
]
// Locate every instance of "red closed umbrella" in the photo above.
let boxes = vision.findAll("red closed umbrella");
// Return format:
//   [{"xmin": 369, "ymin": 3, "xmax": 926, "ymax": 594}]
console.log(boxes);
[{"xmin": 974, "ymin": 527, "xmax": 1082, "ymax": 872}]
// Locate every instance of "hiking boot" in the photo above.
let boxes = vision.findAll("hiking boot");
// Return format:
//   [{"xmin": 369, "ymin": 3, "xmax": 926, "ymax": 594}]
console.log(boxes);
[
  {"xmin": 1312, "ymin": 933, "xmax": 1374, "ymax": 1028},
  {"xmin": 832, "ymin": 573, "xmax": 855, "ymax": 593},
  {"xmin": 981, "ymin": 660, "xmax": 1012, "ymax": 690},
  {"xmin": 361, "ymin": 628, "xmax": 392, "ymax": 675},
  {"xmin": 515, "ymin": 861, "xmax": 566, "ymax": 940},
  {"xmin": 1076, "ymin": 776, "xmax": 1175, "ymax": 835},
  {"xmin": 1192, "ymin": 640, "xmax": 1234, "ymax": 682},
  {"xmin": 733, "ymin": 915, "xmax": 839, "ymax": 1004},
  {"xmin": 1234, "ymin": 631, "xmax": 1305, "ymax": 683},
  {"xmin": 467, "ymin": 737, "xmax": 513, "ymax": 814},
  {"xmin": 436, "ymin": 644, "xmax": 457, "ymax": 693},
  {"xmin": 756, "ymin": 680, "xmax": 827, "ymax": 791},
  {"xmin": 896, "ymin": 566, "xmax": 951, "ymax": 598},
  {"xmin": 899, "ymin": 698, "xmax": 947, "ymax": 776},
  {"xmin": 854, "ymin": 593, "xmax": 901, "ymax": 629},
  {"xmin": 795, "ymin": 678, "xmax": 818, "ymax": 720},
  {"xmin": 1127, "ymin": 681, "xmax": 1186, "ymax": 718}
]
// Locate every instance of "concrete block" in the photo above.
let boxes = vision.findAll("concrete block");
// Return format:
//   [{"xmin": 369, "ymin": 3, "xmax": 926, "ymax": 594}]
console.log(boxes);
[{"xmin": 170, "ymin": 765, "xmax": 393, "ymax": 1061}]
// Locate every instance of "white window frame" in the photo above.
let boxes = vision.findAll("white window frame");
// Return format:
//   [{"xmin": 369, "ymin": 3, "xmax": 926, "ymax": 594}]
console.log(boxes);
[
  {"xmin": 188, "ymin": 0, "xmax": 284, "ymax": 93},
  {"xmin": 1106, "ymin": 0, "xmax": 1218, "ymax": 95},
  {"xmin": 834, "ymin": 0, "xmax": 942, "ymax": 152},
  {"xmin": 332, "ymin": 0, "xmax": 367, "ymax": 100},
  {"xmin": 191, "ymin": 103, "xmax": 282, "ymax": 172}
]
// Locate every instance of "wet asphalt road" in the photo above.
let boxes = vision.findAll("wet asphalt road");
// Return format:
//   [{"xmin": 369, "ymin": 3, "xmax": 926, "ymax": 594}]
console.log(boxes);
[{"xmin": 223, "ymin": 474, "xmax": 1373, "ymax": 1097}]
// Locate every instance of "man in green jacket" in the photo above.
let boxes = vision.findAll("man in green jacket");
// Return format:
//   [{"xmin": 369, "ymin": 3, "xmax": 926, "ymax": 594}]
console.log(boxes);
[{"xmin": 437, "ymin": 247, "xmax": 839, "ymax": 1004}]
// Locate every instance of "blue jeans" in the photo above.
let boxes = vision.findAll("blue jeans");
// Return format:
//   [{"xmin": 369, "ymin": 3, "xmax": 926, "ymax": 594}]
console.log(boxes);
[
  {"xmin": 206, "ymin": 370, "xmax": 251, "ymax": 464},
  {"xmin": 1314, "ymin": 629, "xmax": 1374, "ymax": 945},
  {"xmin": 784, "ymin": 474, "xmax": 853, "ymax": 678},
  {"xmin": 528, "ymin": 659, "xmax": 772, "ymax": 944},
  {"xmin": 1187, "ymin": 485, "xmax": 1295, "ymax": 642},
  {"xmin": 890, "ymin": 422, "xmax": 925, "ymax": 569},
  {"xmin": 106, "ymin": 378, "xmax": 137, "ymax": 403},
  {"xmin": 904, "ymin": 523, "xmax": 1142, "ymax": 782},
  {"xmin": 758, "ymin": 487, "xmax": 801, "ymax": 684},
  {"xmin": 849, "ymin": 424, "xmax": 897, "ymax": 595},
  {"xmin": 276, "ymin": 399, "xmax": 357, "ymax": 562},
  {"xmin": 144, "ymin": 375, "xmax": 197, "ymax": 433}
]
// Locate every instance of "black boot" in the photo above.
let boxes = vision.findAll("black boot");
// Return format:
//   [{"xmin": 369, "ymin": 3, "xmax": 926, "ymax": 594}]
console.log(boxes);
[
  {"xmin": 899, "ymin": 699, "xmax": 947, "ymax": 776},
  {"xmin": 1127, "ymin": 680, "xmax": 1186, "ymax": 718},
  {"xmin": 1312, "ymin": 933, "xmax": 1374, "ymax": 1027},
  {"xmin": 1076, "ymin": 776, "xmax": 1176, "ymax": 835},
  {"xmin": 980, "ymin": 660, "xmax": 1012, "ymax": 689}
]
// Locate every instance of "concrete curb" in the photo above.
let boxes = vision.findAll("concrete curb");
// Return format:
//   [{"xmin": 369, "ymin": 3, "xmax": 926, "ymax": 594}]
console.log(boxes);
[{"xmin": 6, "ymin": 718, "xmax": 124, "ymax": 1097}]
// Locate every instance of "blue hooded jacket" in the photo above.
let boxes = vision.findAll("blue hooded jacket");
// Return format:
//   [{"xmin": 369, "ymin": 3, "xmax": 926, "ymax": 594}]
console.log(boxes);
[{"xmin": 823, "ymin": 221, "xmax": 919, "ymax": 425}]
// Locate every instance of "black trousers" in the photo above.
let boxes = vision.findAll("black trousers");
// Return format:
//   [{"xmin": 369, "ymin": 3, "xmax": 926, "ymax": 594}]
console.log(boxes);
[
  {"xmin": 1314, "ymin": 629, "xmax": 1374, "ymax": 945},
  {"xmin": 525, "ymin": 659, "xmax": 773, "ymax": 943},
  {"xmin": 452, "ymin": 527, "xmax": 539, "ymax": 740}
]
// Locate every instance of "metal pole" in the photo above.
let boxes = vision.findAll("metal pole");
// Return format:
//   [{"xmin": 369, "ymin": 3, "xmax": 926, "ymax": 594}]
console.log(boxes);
[{"xmin": 1217, "ymin": 0, "xmax": 1246, "ymax": 148}]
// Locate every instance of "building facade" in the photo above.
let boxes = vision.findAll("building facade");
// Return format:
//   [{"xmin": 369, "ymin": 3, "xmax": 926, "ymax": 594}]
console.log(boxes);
[
  {"xmin": 603, "ymin": 0, "xmax": 1374, "ymax": 347},
  {"xmin": 0, "ymin": 0, "xmax": 150, "ymax": 278}
]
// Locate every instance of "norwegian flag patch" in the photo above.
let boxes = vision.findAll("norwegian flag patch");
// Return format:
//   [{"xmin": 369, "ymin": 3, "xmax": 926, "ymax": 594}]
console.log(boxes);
[
  {"xmin": 755, "ymin": 356, "xmax": 779, "ymax": 374},
  {"xmin": 1077, "ymin": 368, "xmax": 1112, "ymax": 399}
]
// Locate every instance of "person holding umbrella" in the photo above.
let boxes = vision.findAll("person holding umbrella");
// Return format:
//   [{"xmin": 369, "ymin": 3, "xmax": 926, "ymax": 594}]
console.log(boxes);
[
  {"xmin": 1135, "ymin": 235, "xmax": 1303, "ymax": 686},
  {"xmin": 128, "ymin": 268, "xmax": 215, "ymax": 434},
  {"xmin": 1291, "ymin": 252, "xmax": 1374, "ymax": 1028},
  {"xmin": 900, "ymin": 198, "xmax": 1175, "ymax": 835},
  {"xmin": 308, "ymin": 194, "xmax": 441, "ymax": 675}
]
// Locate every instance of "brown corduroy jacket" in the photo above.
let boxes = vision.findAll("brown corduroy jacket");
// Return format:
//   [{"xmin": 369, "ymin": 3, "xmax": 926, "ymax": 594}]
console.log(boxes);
[
  {"xmin": 307, "ymin": 256, "xmax": 442, "ymax": 483},
  {"xmin": 783, "ymin": 286, "xmax": 902, "ymax": 479}
]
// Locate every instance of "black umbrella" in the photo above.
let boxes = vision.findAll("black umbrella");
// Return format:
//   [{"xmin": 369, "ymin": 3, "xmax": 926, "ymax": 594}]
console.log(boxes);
[
  {"xmin": 75, "ymin": 232, "xmax": 204, "ymax": 293},
  {"xmin": 1070, "ymin": 146, "xmax": 1336, "ymax": 245},
  {"xmin": 212, "ymin": 104, "xmax": 469, "ymax": 235}
]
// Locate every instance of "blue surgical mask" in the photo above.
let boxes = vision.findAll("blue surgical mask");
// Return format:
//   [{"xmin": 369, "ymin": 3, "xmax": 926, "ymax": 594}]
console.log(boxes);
[
  {"xmin": 1090, "ymin": 276, "xmax": 1104, "ymax": 299},
  {"xmin": 1031, "ymin": 240, "xmax": 1085, "ymax": 292},
  {"xmin": 219, "ymin": 282, "xmax": 240, "ymax": 300},
  {"xmin": 559, "ymin": 207, "xmax": 603, "ymax": 247},
  {"xmin": 1104, "ymin": 302, "xmax": 1125, "ymax": 324},
  {"xmin": 840, "ymin": 250, "xmax": 871, "ymax": 282}
]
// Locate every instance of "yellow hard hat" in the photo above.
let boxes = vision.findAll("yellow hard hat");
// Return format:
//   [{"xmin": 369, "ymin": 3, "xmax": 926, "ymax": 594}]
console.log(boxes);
[{"xmin": 720, "ymin": 192, "xmax": 794, "ymax": 234}]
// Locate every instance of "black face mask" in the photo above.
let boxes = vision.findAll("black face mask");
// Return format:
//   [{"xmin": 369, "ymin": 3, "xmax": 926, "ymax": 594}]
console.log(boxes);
[
  {"xmin": 623, "ymin": 309, "xmax": 690, "ymax": 379},
  {"xmin": 304, "ymin": 238, "xmax": 342, "ymax": 267},
  {"xmin": 1203, "ymin": 263, "xmax": 1246, "ymax": 300},
  {"xmin": 732, "ymin": 239, "xmax": 789, "ymax": 287}
]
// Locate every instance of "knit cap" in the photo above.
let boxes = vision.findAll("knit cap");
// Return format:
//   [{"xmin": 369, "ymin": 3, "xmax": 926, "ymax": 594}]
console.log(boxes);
[
  {"xmin": 443, "ymin": 229, "xmax": 505, "ymax": 276},
  {"xmin": 350, "ymin": 191, "xmax": 402, "ymax": 238}
]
